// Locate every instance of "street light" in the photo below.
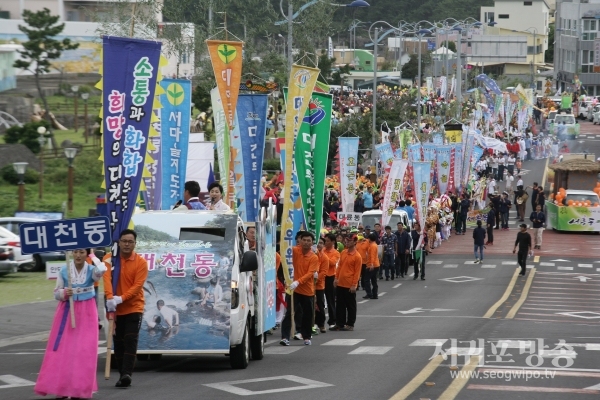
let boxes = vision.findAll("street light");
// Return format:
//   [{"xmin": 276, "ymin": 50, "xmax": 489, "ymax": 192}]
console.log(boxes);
[
  {"xmin": 521, "ymin": 27, "xmax": 538, "ymax": 91},
  {"xmin": 64, "ymin": 147, "xmax": 77, "ymax": 213},
  {"xmin": 452, "ymin": 20, "xmax": 482, "ymax": 118},
  {"xmin": 71, "ymin": 85, "xmax": 79, "ymax": 132},
  {"xmin": 13, "ymin": 162, "xmax": 28, "ymax": 212},
  {"xmin": 37, "ymin": 126, "xmax": 46, "ymax": 200},
  {"xmin": 276, "ymin": 0, "xmax": 369, "ymax": 71},
  {"xmin": 416, "ymin": 28, "xmax": 433, "ymax": 131},
  {"xmin": 81, "ymin": 92, "xmax": 89, "ymax": 144}
]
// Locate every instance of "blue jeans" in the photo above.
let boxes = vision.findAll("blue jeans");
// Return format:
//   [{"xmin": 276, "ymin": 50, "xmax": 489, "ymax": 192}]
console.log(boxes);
[
  {"xmin": 474, "ymin": 244, "xmax": 484, "ymax": 260},
  {"xmin": 501, "ymin": 212, "xmax": 509, "ymax": 228},
  {"xmin": 382, "ymin": 253, "xmax": 395, "ymax": 278}
]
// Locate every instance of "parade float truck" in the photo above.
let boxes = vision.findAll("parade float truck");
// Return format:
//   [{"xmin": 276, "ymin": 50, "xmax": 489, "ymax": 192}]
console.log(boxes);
[
  {"xmin": 130, "ymin": 207, "xmax": 277, "ymax": 369},
  {"xmin": 546, "ymin": 159, "xmax": 600, "ymax": 233}
]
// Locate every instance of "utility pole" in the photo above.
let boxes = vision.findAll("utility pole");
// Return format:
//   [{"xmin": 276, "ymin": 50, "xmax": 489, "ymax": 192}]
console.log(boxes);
[
  {"xmin": 288, "ymin": 2, "xmax": 293, "ymax": 70},
  {"xmin": 372, "ymin": 27, "xmax": 378, "ymax": 168},
  {"xmin": 456, "ymin": 28, "xmax": 462, "ymax": 118}
]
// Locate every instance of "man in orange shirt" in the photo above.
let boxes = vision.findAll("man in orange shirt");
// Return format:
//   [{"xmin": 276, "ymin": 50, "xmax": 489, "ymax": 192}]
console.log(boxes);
[
  {"xmin": 355, "ymin": 234, "xmax": 369, "ymax": 293},
  {"xmin": 323, "ymin": 234, "xmax": 340, "ymax": 329},
  {"xmin": 364, "ymin": 232, "xmax": 381, "ymax": 299},
  {"xmin": 331, "ymin": 234, "xmax": 362, "ymax": 331},
  {"xmin": 315, "ymin": 237, "xmax": 329, "ymax": 333},
  {"xmin": 280, "ymin": 231, "xmax": 320, "ymax": 346},
  {"xmin": 104, "ymin": 229, "xmax": 148, "ymax": 388}
]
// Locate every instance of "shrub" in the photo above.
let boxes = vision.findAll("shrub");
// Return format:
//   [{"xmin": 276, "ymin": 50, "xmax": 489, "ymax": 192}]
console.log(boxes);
[
  {"xmin": 262, "ymin": 158, "xmax": 281, "ymax": 172},
  {"xmin": 1, "ymin": 164, "xmax": 39, "ymax": 184},
  {"xmin": 3, "ymin": 121, "xmax": 51, "ymax": 154}
]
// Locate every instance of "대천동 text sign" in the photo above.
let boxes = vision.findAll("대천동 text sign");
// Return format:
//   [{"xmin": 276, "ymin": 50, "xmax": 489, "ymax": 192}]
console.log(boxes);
[{"xmin": 19, "ymin": 216, "xmax": 112, "ymax": 254}]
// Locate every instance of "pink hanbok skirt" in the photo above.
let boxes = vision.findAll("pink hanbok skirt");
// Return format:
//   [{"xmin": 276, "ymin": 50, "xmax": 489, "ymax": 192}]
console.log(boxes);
[{"xmin": 35, "ymin": 298, "xmax": 99, "ymax": 399}]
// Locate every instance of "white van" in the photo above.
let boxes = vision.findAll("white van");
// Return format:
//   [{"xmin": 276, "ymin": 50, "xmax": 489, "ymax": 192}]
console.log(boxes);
[
  {"xmin": 361, "ymin": 209, "xmax": 412, "ymax": 230},
  {"xmin": 130, "ymin": 208, "xmax": 277, "ymax": 369}
]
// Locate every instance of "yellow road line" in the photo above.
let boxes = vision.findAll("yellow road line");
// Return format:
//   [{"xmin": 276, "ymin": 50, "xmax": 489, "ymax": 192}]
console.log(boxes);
[
  {"xmin": 541, "ymin": 156, "xmax": 550, "ymax": 187},
  {"xmin": 438, "ymin": 355, "xmax": 482, "ymax": 400},
  {"xmin": 482, "ymin": 268, "xmax": 520, "ymax": 318},
  {"xmin": 534, "ymin": 255, "xmax": 540, "ymax": 263},
  {"xmin": 506, "ymin": 268, "xmax": 536, "ymax": 319},
  {"xmin": 388, "ymin": 355, "xmax": 444, "ymax": 400}
]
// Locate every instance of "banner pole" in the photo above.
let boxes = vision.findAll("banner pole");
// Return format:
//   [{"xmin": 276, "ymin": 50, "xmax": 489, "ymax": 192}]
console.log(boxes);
[{"xmin": 66, "ymin": 251, "xmax": 76, "ymax": 329}]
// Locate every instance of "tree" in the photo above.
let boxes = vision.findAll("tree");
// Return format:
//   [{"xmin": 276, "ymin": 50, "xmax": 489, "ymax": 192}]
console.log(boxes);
[
  {"xmin": 14, "ymin": 8, "xmax": 79, "ymax": 151},
  {"xmin": 317, "ymin": 50, "xmax": 335, "ymax": 83},
  {"xmin": 545, "ymin": 23, "xmax": 554, "ymax": 63},
  {"xmin": 401, "ymin": 53, "xmax": 429, "ymax": 82},
  {"xmin": 331, "ymin": 64, "xmax": 351, "ymax": 86},
  {"xmin": 3, "ymin": 120, "xmax": 51, "ymax": 154},
  {"xmin": 447, "ymin": 41, "xmax": 457, "ymax": 53}
]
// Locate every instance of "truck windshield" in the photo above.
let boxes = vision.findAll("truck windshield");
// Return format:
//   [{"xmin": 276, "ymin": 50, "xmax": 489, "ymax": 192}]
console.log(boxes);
[
  {"xmin": 179, "ymin": 227, "xmax": 226, "ymax": 241},
  {"xmin": 362, "ymin": 214, "xmax": 408, "ymax": 230},
  {"xmin": 555, "ymin": 115, "xmax": 575, "ymax": 124},
  {"xmin": 565, "ymin": 194, "xmax": 600, "ymax": 204}
]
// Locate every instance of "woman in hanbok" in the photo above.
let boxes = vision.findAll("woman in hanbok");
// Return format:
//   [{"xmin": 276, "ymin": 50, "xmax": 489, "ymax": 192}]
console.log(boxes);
[
  {"xmin": 35, "ymin": 249, "xmax": 106, "ymax": 399},
  {"xmin": 205, "ymin": 182, "xmax": 231, "ymax": 211}
]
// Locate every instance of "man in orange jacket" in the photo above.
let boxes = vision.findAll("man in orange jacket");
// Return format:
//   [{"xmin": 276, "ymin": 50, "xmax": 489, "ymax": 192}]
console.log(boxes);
[
  {"xmin": 103, "ymin": 229, "xmax": 148, "ymax": 388},
  {"xmin": 315, "ymin": 237, "xmax": 329, "ymax": 333},
  {"xmin": 280, "ymin": 231, "xmax": 320, "ymax": 346},
  {"xmin": 323, "ymin": 233, "xmax": 340, "ymax": 329},
  {"xmin": 331, "ymin": 234, "xmax": 362, "ymax": 331}
]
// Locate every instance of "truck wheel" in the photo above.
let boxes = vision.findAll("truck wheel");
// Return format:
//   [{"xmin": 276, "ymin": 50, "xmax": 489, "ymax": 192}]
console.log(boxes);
[
  {"xmin": 230, "ymin": 321, "xmax": 250, "ymax": 369},
  {"xmin": 250, "ymin": 329, "xmax": 264, "ymax": 360},
  {"xmin": 136, "ymin": 354, "xmax": 149, "ymax": 361}
]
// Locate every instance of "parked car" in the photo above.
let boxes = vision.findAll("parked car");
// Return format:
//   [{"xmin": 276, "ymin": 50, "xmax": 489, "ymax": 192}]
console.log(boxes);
[
  {"xmin": 593, "ymin": 106, "xmax": 600, "ymax": 125},
  {"xmin": 0, "ymin": 217, "xmax": 65, "ymax": 272},
  {"xmin": 544, "ymin": 110, "xmax": 557, "ymax": 131},
  {"xmin": 0, "ymin": 226, "xmax": 34, "ymax": 271},
  {"xmin": 0, "ymin": 245, "xmax": 18, "ymax": 277}
]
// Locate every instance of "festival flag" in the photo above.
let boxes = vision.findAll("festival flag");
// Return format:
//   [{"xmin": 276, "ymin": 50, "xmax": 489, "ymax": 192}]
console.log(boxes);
[
  {"xmin": 236, "ymin": 94, "xmax": 268, "ymax": 222},
  {"xmin": 143, "ymin": 124, "xmax": 162, "ymax": 210},
  {"xmin": 160, "ymin": 79, "xmax": 191, "ymax": 210},
  {"xmin": 375, "ymin": 142, "xmax": 394, "ymax": 167},
  {"xmin": 280, "ymin": 64, "xmax": 319, "ymax": 286},
  {"xmin": 381, "ymin": 159, "xmax": 409, "ymax": 226},
  {"xmin": 408, "ymin": 143, "xmax": 422, "ymax": 162},
  {"xmin": 453, "ymin": 143, "xmax": 463, "ymax": 191},
  {"xmin": 206, "ymin": 40, "xmax": 243, "ymax": 130},
  {"xmin": 295, "ymin": 91, "xmax": 332, "ymax": 236},
  {"xmin": 412, "ymin": 161, "xmax": 432, "ymax": 227},
  {"xmin": 461, "ymin": 132, "xmax": 475, "ymax": 187},
  {"xmin": 436, "ymin": 145, "xmax": 452, "ymax": 195},
  {"xmin": 328, "ymin": 37, "xmax": 334, "ymax": 59},
  {"xmin": 229, "ymin": 109, "xmax": 243, "ymax": 211},
  {"xmin": 211, "ymin": 88, "xmax": 230, "ymax": 200},
  {"xmin": 207, "ymin": 163, "xmax": 215, "ymax": 187},
  {"xmin": 432, "ymin": 132, "xmax": 443, "ymax": 145},
  {"xmin": 101, "ymin": 36, "xmax": 161, "ymax": 292},
  {"xmin": 338, "ymin": 137, "xmax": 360, "ymax": 212}
]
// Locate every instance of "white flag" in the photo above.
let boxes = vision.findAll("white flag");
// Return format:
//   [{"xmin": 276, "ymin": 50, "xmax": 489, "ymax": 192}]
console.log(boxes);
[
  {"xmin": 381, "ymin": 159, "xmax": 409, "ymax": 227},
  {"xmin": 328, "ymin": 37, "xmax": 333, "ymax": 59}
]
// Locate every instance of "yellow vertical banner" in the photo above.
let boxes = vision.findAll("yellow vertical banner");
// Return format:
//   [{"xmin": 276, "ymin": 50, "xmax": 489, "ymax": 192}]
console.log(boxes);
[
  {"xmin": 280, "ymin": 65, "xmax": 320, "ymax": 287},
  {"xmin": 206, "ymin": 40, "xmax": 243, "ymax": 131}
]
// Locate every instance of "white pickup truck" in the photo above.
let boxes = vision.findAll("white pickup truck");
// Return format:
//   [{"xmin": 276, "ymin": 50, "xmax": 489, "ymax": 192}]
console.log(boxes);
[{"xmin": 130, "ymin": 208, "xmax": 277, "ymax": 369}]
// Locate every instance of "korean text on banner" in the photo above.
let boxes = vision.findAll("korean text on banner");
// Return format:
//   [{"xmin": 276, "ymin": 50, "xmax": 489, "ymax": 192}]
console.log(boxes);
[
  {"xmin": 143, "ymin": 133, "xmax": 161, "ymax": 210},
  {"xmin": 237, "ymin": 94, "xmax": 268, "ymax": 222},
  {"xmin": 446, "ymin": 129, "xmax": 462, "ymax": 143},
  {"xmin": 295, "ymin": 92, "xmax": 332, "ymax": 236},
  {"xmin": 453, "ymin": 143, "xmax": 463, "ymax": 191},
  {"xmin": 280, "ymin": 65, "xmax": 319, "ymax": 285},
  {"xmin": 102, "ymin": 36, "xmax": 161, "ymax": 292},
  {"xmin": 436, "ymin": 145, "xmax": 452, "ymax": 195},
  {"xmin": 375, "ymin": 142, "xmax": 394, "ymax": 166},
  {"xmin": 338, "ymin": 137, "xmax": 360, "ymax": 212},
  {"xmin": 160, "ymin": 79, "xmax": 191, "ymax": 210},
  {"xmin": 461, "ymin": 132, "xmax": 475, "ymax": 187},
  {"xmin": 412, "ymin": 161, "xmax": 432, "ymax": 227},
  {"xmin": 381, "ymin": 159, "xmax": 409, "ymax": 227},
  {"xmin": 211, "ymin": 88, "xmax": 230, "ymax": 198},
  {"xmin": 206, "ymin": 40, "xmax": 243, "ymax": 130},
  {"xmin": 408, "ymin": 143, "xmax": 422, "ymax": 162}
]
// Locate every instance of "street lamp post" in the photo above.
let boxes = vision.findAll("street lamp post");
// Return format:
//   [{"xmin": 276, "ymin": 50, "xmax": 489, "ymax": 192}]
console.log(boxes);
[
  {"xmin": 371, "ymin": 27, "xmax": 379, "ymax": 168},
  {"xmin": 13, "ymin": 162, "xmax": 28, "ymax": 212},
  {"xmin": 81, "ymin": 92, "xmax": 89, "ymax": 143},
  {"xmin": 452, "ymin": 21, "xmax": 482, "ymax": 118},
  {"xmin": 64, "ymin": 147, "xmax": 77, "ymax": 213},
  {"xmin": 416, "ymin": 28, "xmax": 433, "ymax": 131},
  {"xmin": 37, "ymin": 126, "xmax": 46, "ymax": 200},
  {"xmin": 72, "ymin": 85, "xmax": 79, "ymax": 132}
]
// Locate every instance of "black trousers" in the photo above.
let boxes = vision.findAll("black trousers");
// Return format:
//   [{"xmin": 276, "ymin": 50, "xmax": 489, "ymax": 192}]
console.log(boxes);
[
  {"xmin": 282, "ymin": 292, "xmax": 314, "ymax": 340},
  {"xmin": 495, "ymin": 210, "xmax": 500, "ymax": 229},
  {"xmin": 413, "ymin": 251, "xmax": 425, "ymax": 278},
  {"xmin": 361, "ymin": 264, "xmax": 369, "ymax": 289},
  {"xmin": 363, "ymin": 267, "xmax": 379, "ymax": 298},
  {"xmin": 114, "ymin": 312, "xmax": 142, "ymax": 377},
  {"xmin": 324, "ymin": 276, "xmax": 336, "ymax": 326},
  {"xmin": 487, "ymin": 225, "xmax": 494, "ymax": 243},
  {"xmin": 517, "ymin": 252, "xmax": 527, "ymax": 274},
  {"xmin": 315, "ymin": 289, "xmax": 326, "ymax": 328},
  {"xmin": 335, "ymin": 286, "xmax": 357, "ymax": 327},
  {"xmin": 396, "ymin": 252, "xmax": 409, "ymax": 276}
]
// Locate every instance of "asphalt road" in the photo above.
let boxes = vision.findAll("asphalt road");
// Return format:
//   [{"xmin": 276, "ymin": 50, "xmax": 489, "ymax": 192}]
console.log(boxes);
[{"xmin": 1, "ymin": 129, "xmax": 599, "ymax": 400}]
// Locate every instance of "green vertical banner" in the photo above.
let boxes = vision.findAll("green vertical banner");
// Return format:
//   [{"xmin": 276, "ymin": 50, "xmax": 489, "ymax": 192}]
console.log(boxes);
[
  {"xmin": 211, "ymin": 87, "xmax": 230, "ymax": 195},
  {"xmin": 295, "ymin": 91, "xmax": 332, "ymax": 236}
]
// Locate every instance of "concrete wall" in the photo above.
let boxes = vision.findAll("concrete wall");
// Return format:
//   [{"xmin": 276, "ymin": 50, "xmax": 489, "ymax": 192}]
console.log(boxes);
[{"xmin": 0, "ymin": 51, "xmax": 16, "ymax": 92}]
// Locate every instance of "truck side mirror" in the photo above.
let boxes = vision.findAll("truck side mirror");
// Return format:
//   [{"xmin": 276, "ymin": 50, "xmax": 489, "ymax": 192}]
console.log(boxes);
[{"xmin": 240, "ymin": 251, "xmax": 258, "ymax": 273}]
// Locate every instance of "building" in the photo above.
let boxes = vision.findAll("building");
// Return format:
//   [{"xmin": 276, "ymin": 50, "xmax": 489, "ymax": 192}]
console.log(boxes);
[
  {"xmin": 555, "ymin": 0, "xmax": 600, "ymax": 96},
  {"xmin": 0, "ymin": 48, "xmax": 17, "ymax": 92},
  {"xmin": 330, "ymin": 48, "xmax": 404, "ymax": 89}
]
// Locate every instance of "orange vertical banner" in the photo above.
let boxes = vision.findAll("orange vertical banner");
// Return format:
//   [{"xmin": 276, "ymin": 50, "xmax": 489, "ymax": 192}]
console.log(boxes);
[{"xmin": 206, "ymin": 40, "xmax": 243, "ymax": 131}]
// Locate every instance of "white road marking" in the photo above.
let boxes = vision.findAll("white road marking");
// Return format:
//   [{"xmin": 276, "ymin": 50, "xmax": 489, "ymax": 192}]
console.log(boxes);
[
  {"xmin": 321, "ymin": 339, "xmax": 365, "ymax": 346},
  {"xmin": 427, "ymin": 260, "xmax": 443, "ymax": 264},
  {"xmin": 358, "ymin": 300, "xmax": 369, "ymax": 304},
  {"xmin": 439, "ymin": 276, "xmax": 484, "ymax": 283},
  {"xmin": 264, "ymin": 347, "xmax": 304, "ymax": 355},
  {"xmin": 579, "ymin": 264, "xmax": 593, "ymax": 268},
  {"xmin": 348, "ymin": 346, "xmax": 393, "ymax": 355},
  {"xmin": 393, "ymin": 283, "xmax": 402, "ymax": 288},
  {"xmin": 444, "ymin": 264, "xmax": 458, "ymax": 268},
  {"xmin": 540, "ymin": 262, "xmax": 556, "ymax": 266},
  {"xmin": 203, "ymin": 375, "xmax": 333, "ymax": 395},
  {"xmin": 558, "ymin": 266, "xmax": 574, "ymax": 271},
  {"xmin": 409, "ymin": 339, "xmax": 448, "ymax": 346},
  {"xmin": 379, "ymin": 292, "xmax": 387, "ymax": 296},
  {"xmin": 481, "ymin": 265, "xmax": 496, "ymax": 268},
  {"xmin": 586, "ymin": 344, "xmax": 600, "ymax": 350},
  {"xmin": 502, "ymin": 261, "xmax": 518, "ymax": 265},
  {"xmin": 551, "ymin": 259, "xmax": 570, "ymax": 262},
  {"xmin": 446, "ymin": 347, "xmax": 484, "ymax": 356},
  {"xmin": 556, "ymin": 311, "xmax": 600, "ymax": 319},
  {"xmin": 0, "ymin": 375, "xmax": 35, "ymax": 389},
  {"xmin": 495, "ymin": 340, "xmax": 533, "ymax": 349},
  {"xmin": 464, "ymin": 261, "xmax": 479, "ymax": 265}
]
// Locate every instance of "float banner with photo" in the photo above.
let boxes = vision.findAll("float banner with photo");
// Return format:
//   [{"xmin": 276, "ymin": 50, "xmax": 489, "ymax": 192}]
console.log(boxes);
[
  {"xmin": 294, "ymin": 91, "xmax": 332, "ymax": 236},
  {"xmin": 546, "ymin": 202, "xmax": 600, "ymax": 232},
  {"xmin": 338, "ymin": 137, "xmax": 360, "ymax": 212},
  {"xmin": 160, "ymin": 79, "xmax": 191, "ymax": 210},
  {"xmin": 261, "ymin": 204, "xmax": 278, "ymax": 332},
  {"xmin": 236, "ymin": 94, "xmax": 268, "ymax": 222},
  {"xmin": 101, "ymin": 36, "xmax": 161, "ymax": 292},
  {"xmin": 381, "ymin": 159, "xmax": 409, "ymax": 227},
  {"xmin": 408, "ymin": 143, "xmax": 422, "ymax": 162},
  {"xmin": 132, "ymin": 212, "xmax": 237, "ymax": 352},
  {"xmin": 412, "ymin": 161, "xmax": 432, "ymax": 226},
  {"xmin": 467, "ymin": 208, "xmax": 489, "ymax": 227},
  {"xmin": 206, "ymin": 40, "xmax": 243, "ymax": 130},
  {"xmin": 280, "ymin": 65, "xmax": 319, "ymax": 287},
  {"xmin": 211, "ymin": 88, "xmax": 230, "ymax": 199},
  {"xmin": 436, "ymin": 145, "xmax": 452, "ymax": 195},
  {"xmin": 444, "ymin": 123, "xmax": 463, "ymax": 143}
]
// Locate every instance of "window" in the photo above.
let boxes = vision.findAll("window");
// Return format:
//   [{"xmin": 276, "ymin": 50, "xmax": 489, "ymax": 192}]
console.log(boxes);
[
  {"xmin": 66, "ymin": 11, "xmax": 79, "ymax": 21},
  {"xmin": 582, "ymin": 19, "xmax": 597, "ymax": 40},
  {"xmin": 524, "ymin": 1, "xmax": 532, "ymax": 5},
  {"xmin": 582, "ymin": 50, "xmax": 594, "ymax": 73},
  {"xmin": 484, "ymin": 12, "xmax": 495, "ymax": 23},
  {"xmin": 499, "ymin": 14, "xmax": 509, "ymax": 19}
]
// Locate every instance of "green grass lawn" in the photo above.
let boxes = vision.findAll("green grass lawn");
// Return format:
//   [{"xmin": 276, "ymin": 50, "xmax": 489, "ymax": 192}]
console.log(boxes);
[{"xmin": 0, "ymin": 272, "xmax": 55, "ymax": 306}]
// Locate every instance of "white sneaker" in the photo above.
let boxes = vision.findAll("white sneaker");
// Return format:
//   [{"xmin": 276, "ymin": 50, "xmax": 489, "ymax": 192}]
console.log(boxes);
[
  {"xmin": 294, "ymin": 332, "xmax": 303, "ymax": 340},
  {"xmin": 475, "ymin": 258, "xmax": 479, "ymax": 263},
  {"xmin": 304, "ymin": 339, "xmax": 311, "ymax": 345}
]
